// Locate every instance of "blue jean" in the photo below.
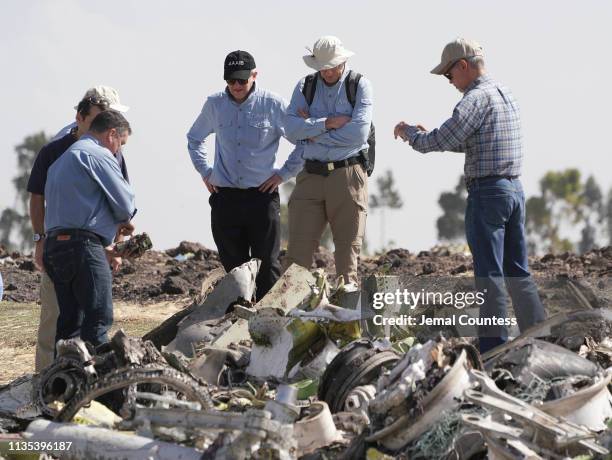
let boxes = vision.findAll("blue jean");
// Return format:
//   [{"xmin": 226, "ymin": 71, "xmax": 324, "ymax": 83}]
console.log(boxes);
[
  {"xmin": 465, "ymin": 177, "xmax": 546, "ymax": 353},
  {"xmin": 43, "ymin": 230, "xmax": 113, "ymax": 348}
]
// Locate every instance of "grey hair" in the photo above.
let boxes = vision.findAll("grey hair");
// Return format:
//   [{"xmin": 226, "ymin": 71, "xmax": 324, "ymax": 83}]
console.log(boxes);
[{"xmin": 467, "ymin": 56, "xmax": 485, "ymax": 69}]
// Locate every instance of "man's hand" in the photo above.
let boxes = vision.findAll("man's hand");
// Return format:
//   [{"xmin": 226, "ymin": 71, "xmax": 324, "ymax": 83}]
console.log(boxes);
[
  {"xmin": 394, "ymin": 121, "xmax": 410, "ymax": 141},
  {"xmin": 117, "ymin": 221, "xmax": 135, "ymax": 237},
  {"xmin": 297, "ymin": 108, "xmax": 310, "ymax": 119},
  {"xmin": 110, "ymin": 256, "xmax": 122, "ymax": 274},
  {"xmin": 104, "ymin": 246, "xmax": 122, "ymax": 273},
  {"xmin": 394, "ymin": 122, "xmax": 427, "ymax": 142},
  {"xmin": 325, "ymin": 115, "xmax": 351, "ymax": 130},
  {"xmin": 203, "ymin": 175, "xmax": 218, "ymax": 194},
  {"xmin": 259, "ymin": 174, "xmax": 283, "ymax": 193},
  {"xmin": 34, "ymin": 239, "xmax": 44, "ymax": 272}
]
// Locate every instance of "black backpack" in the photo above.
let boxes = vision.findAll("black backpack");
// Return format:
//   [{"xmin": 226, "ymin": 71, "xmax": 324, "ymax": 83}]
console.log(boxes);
[{"xmin": 301, "ymin": 70, "xmax": 376, "ymax": 176}]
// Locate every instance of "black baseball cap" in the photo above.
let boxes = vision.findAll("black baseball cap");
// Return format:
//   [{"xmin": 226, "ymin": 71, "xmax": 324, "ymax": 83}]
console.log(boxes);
[{"xmin": 224, "ymin": 50, "xmax": 256, "ymax": 80}]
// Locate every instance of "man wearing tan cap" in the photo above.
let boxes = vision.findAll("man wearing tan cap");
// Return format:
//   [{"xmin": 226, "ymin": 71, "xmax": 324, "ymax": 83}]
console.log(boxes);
[
  {"xmin": 284, "ymin": 36, "xmax": 374, "ymax": 285},
  {"xmin": 28, "ymin": 86, "xmax": 130, "ymax": 371},
  {"xmin": 394, "ymin": 38, "xmax": 546, "ymax": 353}
]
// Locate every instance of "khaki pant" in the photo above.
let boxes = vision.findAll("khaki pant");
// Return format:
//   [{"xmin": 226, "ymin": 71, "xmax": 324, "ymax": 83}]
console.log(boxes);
[
  {"xmin": 285, "ymin": 163, "xmax": 367, "ymax": 284},
  {"xmin": 35, "ymin": 272, "xmax": 59, "ymax": 371}
]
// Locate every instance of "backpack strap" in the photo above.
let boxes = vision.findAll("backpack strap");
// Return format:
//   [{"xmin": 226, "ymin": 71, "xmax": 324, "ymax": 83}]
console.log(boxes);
[
  {"xmin": 345, "ymin": 70, "xmax": 362, "ymax": 108},
  {"xmin": 301, "ymin": 73, "xmax": 318, "ymax": 106}
]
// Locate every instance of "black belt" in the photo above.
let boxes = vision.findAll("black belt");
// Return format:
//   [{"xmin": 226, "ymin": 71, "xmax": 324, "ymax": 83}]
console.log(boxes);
[
  {"xmin": 47, "ymin": 228, "xmax": 102, "ymax": 242},
  {"xmin": 304, "ymin": 157, "xmax": 362, "ymax": 176}
]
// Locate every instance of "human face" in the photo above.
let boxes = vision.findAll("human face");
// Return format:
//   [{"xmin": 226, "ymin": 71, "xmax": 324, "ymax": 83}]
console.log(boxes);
[
  {"xmin": 444, "ymin": 59, "xmax": 470, "ymax": 92},
  {"xmin": 319, "ymin": 63, "xmax": 345, "ymax": 85},
  {"xmin": 226, "ymin": 71, "xmax": 257, "ymax": 102},
  {"xmin": 105, "ymin": 128, "xmax": 129, "ymax": 154},
  {"xmin": 76, "ymin": 105, "xmax": 104, "ymax": 137}
]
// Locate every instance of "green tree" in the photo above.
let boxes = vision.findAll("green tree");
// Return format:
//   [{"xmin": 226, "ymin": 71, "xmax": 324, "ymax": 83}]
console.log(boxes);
[
  {"xmin": 605, "ymin": 188, "xmax": 612, "ymax": 246},
  {"xmin": 370, "ymin": 170, "xmax": 403, "ymax": 251},
  {"xmin": 526, "ymin": 169, "xmax": 583, "ymax": 253},
  {"xmin": 0, "ymin": 131, "xmax": 48, "ymax": 252},
  {"xmin": 578, "ymin": 176, "xmax": 604, "ymax": 253},
  {"xmin": 436, "ymin": 175, "xmax": 467, "ymax": 242}
]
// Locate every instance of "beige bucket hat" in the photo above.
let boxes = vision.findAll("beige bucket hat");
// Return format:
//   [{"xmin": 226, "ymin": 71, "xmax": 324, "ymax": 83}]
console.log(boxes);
[
  {"xmin": 74, "ymin": 85, "xmax": 130, "ymax": 112},
  {"xmin": 431, "ymin": 38, "xmax": 484, "ymax": 75},
  {"xmin": 303, "ymin": 36, "xmax": 355, "ymax": 71}
]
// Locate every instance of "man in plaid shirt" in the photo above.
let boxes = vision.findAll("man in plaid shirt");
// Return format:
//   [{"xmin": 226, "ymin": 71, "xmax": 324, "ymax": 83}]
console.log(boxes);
[{"xmin": 395, "ymin": 38, "xmax": 546, "ymax": 353}]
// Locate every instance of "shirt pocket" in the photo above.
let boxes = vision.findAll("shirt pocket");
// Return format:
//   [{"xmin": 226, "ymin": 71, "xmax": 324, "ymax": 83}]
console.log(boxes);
[
  {"xmin": 336, "ymin": 99, "xmax": 353, "ymax": 116},
  {"xmin": 247, "ymin": 118, "xmax": 274, "ymax": 148}
]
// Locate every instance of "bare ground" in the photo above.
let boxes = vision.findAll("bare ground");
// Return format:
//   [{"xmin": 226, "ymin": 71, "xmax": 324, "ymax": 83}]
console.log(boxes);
[{"xmin": 0, "ymin": 300, "xmax": 186, "ymax": 385}]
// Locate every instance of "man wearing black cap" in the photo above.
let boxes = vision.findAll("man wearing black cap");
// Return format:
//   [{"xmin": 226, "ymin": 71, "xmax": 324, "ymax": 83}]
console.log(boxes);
[{"xmin": 187, "ymin": 50, "xmax": 304, "ymax": 300}]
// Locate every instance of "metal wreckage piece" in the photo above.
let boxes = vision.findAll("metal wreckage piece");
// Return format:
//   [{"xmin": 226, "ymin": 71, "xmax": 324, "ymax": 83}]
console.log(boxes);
[
  {"xmin": 25, "ymin": 419, "xmax": 202, "ymax": 460},
  {"xmin": 126, "ymin": 407, "xmax": 297, "ymax": 459},
  {"xmin": 366, "ymin": 340, "xmax": 480, "ymax": 451},
  {"xmin": 4, "ymin": 262, "xmax": 612, "ymax": 459},
  {"xmin": 246, "ymin": 269, "xmax": 363, "ymax": 381},
  {"xmin": 166, "ymin": 259, "xmax": 261, "ymax": 357},
  {"xmin": 463, "ymin": 369, "xmax": 609, "ymax": 457},
  {"xmin": 113, "ymin": 232, "xmax": 153, "ymax": 258},
  {"xmin": 33, "ymin": 330, "xmax": 214, "ymax": 423}
]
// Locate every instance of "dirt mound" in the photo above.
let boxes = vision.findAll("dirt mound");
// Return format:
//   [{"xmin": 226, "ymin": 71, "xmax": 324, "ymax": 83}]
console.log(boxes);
[
  {"xmin": 2, "ymin": 243, "xmax": 611, "ymax": 304},
  {"xmin": 0, "ymin": 242, "xmax": 223, "ymax": 304}
]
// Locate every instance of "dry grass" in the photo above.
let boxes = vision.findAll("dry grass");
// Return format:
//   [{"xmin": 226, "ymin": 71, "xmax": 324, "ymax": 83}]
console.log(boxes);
[{"xmin": 0, "ymin": 300, "xmax": 186, "ymax": 385}]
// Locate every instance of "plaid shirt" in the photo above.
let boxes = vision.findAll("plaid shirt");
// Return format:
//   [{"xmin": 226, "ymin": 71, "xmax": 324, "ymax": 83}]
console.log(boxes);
[{"xmin": 405, "ymin": 75, "xmax": 522, "ymax": 180}]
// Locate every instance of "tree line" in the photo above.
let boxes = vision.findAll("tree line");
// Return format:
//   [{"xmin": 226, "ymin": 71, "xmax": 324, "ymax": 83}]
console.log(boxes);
[{"xmin": 437, "ymin": 171, "xmax": 612, "ymax": 254}]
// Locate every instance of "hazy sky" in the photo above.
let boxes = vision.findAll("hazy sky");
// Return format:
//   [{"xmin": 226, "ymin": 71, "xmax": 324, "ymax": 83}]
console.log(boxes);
[{"xmin": 1, "ymin": 0, "xmax": 610, "ymax": 253}]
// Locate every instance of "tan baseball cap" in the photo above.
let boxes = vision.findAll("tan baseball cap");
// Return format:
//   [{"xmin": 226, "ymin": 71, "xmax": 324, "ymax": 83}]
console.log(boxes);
[
  {"xmin": 431, "ymin": 38, "xmax": 484, "ymax": 75},
  {"xmin": 74, "ymin": 85, "xmax": 129, "ymax": 112}
]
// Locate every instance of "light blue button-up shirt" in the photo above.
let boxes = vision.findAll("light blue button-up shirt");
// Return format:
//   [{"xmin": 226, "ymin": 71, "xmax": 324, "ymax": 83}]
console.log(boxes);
[
  {"xmin": 187, "ymin": 85, "xmax": 304, "ymax": 187},
  {"xmin": 45, "ymin": 134, "xmax": 136, "ymax": 246},
  {"xmin": 285, "ymin": 67, "xmax": 373, "ymax": 162}
]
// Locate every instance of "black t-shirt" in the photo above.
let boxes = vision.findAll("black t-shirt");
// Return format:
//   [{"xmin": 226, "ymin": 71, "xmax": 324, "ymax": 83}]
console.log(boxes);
[{"xmin": 27, "ymin": 132, "xmax": 129, "ymax": 195}]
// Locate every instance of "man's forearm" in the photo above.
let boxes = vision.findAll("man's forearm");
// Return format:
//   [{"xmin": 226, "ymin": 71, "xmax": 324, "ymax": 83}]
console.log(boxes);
[{"xmin": 29, "ymin": 193, "xmax": 45, "ymax": 233}]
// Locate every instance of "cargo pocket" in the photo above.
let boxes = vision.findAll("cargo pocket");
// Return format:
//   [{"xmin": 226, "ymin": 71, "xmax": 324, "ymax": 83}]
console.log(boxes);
[{"xmin": 348, "ymin": 164, "xmax": 368, "ymax": 211}]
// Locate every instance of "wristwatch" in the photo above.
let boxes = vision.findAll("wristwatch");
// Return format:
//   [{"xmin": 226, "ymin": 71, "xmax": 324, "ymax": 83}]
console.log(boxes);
[{"xmin": 33, "ymin": 233, "xmax": 45, "ymax": 242}]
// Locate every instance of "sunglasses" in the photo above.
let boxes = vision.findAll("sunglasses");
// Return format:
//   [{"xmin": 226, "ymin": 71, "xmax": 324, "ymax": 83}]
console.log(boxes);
[
  {"xmin": 85, "ymin": 96, "xmax": 111, "ymax": 108},
  {"xmin": 226, "ymin": 78, "xmax": 249, "ymax": 86},
  {"xmin": 444, "ymin": 59, "xmax": 464, "ymax": 81}
]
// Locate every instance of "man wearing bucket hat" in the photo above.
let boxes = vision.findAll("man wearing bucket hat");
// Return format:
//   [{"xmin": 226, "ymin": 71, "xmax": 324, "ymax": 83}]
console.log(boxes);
[
  {"xmin": 28, "ymin": 85, "xmax": 131, "ymax": 371},
  {"xmin": 284, "ymin": 36, "xmax": 373, "ymax": 285},
  {"xmin": 394, "ymin": 38, "xmax": 546, "ymax": 353},
  {"xmin": 187, "ymin": 50, "xmax": 304, "ymax": 301}
]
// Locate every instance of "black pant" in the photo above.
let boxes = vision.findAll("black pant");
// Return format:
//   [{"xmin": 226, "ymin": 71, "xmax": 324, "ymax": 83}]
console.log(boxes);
[{"xmin": 210, "ymin": 188, "xmax": 281, "ymax": 300}]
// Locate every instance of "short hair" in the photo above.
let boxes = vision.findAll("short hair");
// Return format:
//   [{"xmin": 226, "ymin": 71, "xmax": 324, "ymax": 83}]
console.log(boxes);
[
  {"xmin": 89, "ymin": 110, "xmax": 132, "ymax": 135},
  {"xmin": 76, "ymin": 96, "xmax": 110, "ymax": 117},
  {"xmin": 467, "ymin": 56, "xmax": 485, "ymax": 70}
]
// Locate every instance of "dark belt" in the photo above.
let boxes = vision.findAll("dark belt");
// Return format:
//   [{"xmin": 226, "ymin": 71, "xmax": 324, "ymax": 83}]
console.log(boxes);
[
  {"xmin": 466, "ymin": 175, "xmax": 519, "ymax": 188},
  {"xmin": 47, "ymin": 228, "xmax": 102, "ymax": 243},
  {"xmin": 304, "ymin": 157, "xmax": 362, "ymax": 176}
]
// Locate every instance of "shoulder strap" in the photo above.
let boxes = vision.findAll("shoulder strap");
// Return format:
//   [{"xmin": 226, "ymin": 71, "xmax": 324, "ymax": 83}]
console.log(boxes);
[
  {"xmin": 345, "ymin": 70, "xmax": 362, "ymax": 108},
  {"xmin": 301, "ymin": 73, "xmax": 318, "ymax": 106}
]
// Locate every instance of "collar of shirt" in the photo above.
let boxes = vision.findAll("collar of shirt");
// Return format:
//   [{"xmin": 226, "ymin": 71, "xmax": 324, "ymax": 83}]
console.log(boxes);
[{"xmin": 465, "ymin": 74, "xmax": 492, "ymax": 93}]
